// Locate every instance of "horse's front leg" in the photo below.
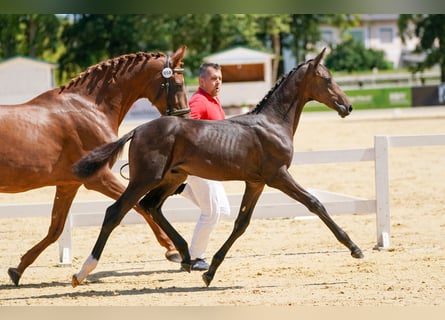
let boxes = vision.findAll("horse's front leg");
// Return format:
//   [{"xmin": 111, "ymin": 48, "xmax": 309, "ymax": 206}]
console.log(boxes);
[
  {"xmin": 8, "ymin": 184, "xmax": 80, "ymax": 286},
  {"xmin": 72, "ymin": 185, "xmax": 146, "ymax": 287},
  {"xmin": 139, "ymin": 187, "xmax": 191, "ymax": 271},
  {"xmin": 203, "ymin": 182, "xmax": 265, "ymax": 287},
  {"xmin": 269, "ymin": 167, "xmax": 364, "ymax": 259}
]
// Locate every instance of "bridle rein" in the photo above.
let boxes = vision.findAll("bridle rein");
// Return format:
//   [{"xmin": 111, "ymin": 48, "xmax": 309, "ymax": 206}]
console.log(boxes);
[{"xmin": 120, "ymin": 55, "xmax": 190, "ymax": 179}]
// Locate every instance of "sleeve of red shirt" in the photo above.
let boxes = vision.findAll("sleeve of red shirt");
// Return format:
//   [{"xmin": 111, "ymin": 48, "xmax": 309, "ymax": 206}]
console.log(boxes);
[{"xmin": 189, "ymin": 94, "xmax": 208, "ymax": 120}]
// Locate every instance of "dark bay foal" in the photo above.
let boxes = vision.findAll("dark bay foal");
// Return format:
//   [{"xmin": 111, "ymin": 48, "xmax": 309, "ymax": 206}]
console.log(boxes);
[{"xmin": 72, "ymin": 48, "xmax": 363, "ymax": 287}]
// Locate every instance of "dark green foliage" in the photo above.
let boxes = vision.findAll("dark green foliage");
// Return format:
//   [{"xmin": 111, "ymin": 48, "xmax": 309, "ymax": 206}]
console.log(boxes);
[
  {"xmin": 399, "ymin": 14, "xmax": 445, "ymax": 82},
  {"xmin": 324, "ymin": 38, "xmax": 393, "ymax": 72}
]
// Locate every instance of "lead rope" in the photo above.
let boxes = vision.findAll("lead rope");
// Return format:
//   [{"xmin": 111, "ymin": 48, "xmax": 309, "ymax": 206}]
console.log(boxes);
[{"xmin": 119, "ymin": 162, "xmax": 130, "ymax": 180}]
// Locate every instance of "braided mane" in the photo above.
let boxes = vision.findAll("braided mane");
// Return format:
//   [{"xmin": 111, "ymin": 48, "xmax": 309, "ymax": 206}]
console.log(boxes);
[{"xmin": 59, "ymin": 51, "xmax": 165, "ymax": 93}]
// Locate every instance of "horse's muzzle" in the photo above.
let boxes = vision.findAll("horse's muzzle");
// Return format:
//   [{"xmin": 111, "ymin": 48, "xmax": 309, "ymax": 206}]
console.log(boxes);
[{"xmin": 336, "ymin": 102, "xmax": 353, "ymax": 118}]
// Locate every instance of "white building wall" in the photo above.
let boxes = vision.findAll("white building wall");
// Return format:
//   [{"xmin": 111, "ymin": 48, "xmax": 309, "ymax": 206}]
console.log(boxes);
[
  {"xmin": 203, "ymin": 47, "xmax": 275, "ymax": 108},
  {"xmin": 0, "ymin": 57, "xmax": 56, "ymax": 104},
  {"xmin": 218, "ymin": 81, "xmax": 271, "ymax": 107}
]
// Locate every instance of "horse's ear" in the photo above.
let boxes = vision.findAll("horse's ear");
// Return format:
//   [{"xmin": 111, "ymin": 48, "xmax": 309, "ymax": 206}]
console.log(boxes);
[
  {"xmin": 313, "ymin": 47, "xmax": 326, "ymax": 68},
  {"xmin": 171, "ymin": 45, "xmax": 187, "ymax": 65}
]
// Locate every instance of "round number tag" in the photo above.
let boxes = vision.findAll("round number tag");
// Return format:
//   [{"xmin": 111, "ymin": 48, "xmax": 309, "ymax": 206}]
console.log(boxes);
[{"xmin": 162, "ymin": 67, "xmax": 173, "ymax": 78}]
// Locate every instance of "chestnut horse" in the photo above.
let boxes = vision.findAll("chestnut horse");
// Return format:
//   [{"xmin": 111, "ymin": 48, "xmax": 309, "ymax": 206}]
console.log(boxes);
[
  {"xmin": 71, "ymin": 48, "xmax": 364, "ymax": 288},
  {"xmin": 2, "ymin": 46, "xmax": 190, "ymax": 286}
]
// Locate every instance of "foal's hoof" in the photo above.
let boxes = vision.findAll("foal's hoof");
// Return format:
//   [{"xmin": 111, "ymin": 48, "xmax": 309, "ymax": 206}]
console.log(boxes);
[
  {"xmin": 202, "ymin": 272, "xmax": 213, "ymax": 287},
  {"xmin": 180, "ymin": 262, "xmax": 191, "ymax": 273},
  {"xmin": 351, "ymin": 248, "xmax": 364, "ymax": 259},
  {"xmin": 8, "ymin": 267, "xmax": 21, "ymax": 286},
  {"xmin": 71, "ymin": 274, "xmax": 80, "ymax": 288}
]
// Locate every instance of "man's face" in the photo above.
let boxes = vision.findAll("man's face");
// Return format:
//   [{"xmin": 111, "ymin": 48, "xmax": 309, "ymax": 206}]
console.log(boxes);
[{"xmin": 200, "ymin": 66, "xmax": 222, "ymax": 97}]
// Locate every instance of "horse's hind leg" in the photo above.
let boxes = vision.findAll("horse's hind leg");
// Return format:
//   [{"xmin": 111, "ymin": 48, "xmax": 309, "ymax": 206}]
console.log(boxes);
[
  {"xmin": 139, "ymin": 183, "xmax": 191, "ymax": 271},
  {"xmin": 8, "ymin": 184, "xmax": 80, "ymax": 286},
  {"xmin": 269, "ymin": 168, "xmax": 363, "ymax": 259},
  {"xmin": 82, "ymin": 169, "xmax": 180, "ymax": 262}
]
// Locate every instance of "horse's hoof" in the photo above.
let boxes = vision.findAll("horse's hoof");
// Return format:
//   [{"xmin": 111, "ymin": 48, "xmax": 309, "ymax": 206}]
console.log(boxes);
[
  {"xmin": 180, "ymin": 262, "xmax": 191, "ymax": 273},
  {"xmin": 352, "ymin": 248, "xmax": 364, "ymax": 259},
  {"xmin": 165, "ymin": 250, "xmax": 182, "ymax": 263},
  {"xmin": 8, "ymin": 267, "xmax": 21, "ymax": 286},
  {"xmin": 202, "ymin": 272, "xmax": 213, "ymax": 287},
  {"xmin": 71, "ymin": 274, "xmax": 80, "ymax": 288}
]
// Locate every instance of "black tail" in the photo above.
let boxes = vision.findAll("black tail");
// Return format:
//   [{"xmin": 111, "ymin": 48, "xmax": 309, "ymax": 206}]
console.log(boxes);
[{"xmin": 73, "ymin": 130, "xmax": 135, "ymax": 179}]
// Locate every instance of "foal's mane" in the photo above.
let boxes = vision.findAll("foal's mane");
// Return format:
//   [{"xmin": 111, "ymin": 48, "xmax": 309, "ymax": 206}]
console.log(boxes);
[
  {"xmin": 58, "ymin": 51, "xmax": 165, "ymax": 94},
  {"xmin": 248, "ymin": 60, "xmax": 307, "ymax": 115}
]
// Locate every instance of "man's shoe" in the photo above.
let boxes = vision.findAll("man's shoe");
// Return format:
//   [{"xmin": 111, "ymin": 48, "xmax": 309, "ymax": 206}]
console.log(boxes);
[{"xmin": 190, "ymin": 258, "xmax": 209, "ymax": 271}]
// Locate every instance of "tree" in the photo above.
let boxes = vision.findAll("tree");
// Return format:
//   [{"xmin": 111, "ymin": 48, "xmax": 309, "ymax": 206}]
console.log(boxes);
[
  {"xmin": 0, "ymin": 14, "xmax": 60, "ymax": 59},
  {"xmin": 19, "ymin": 14, "xmax": 60, "ymax": 58},
  {"xmin": 166, "ymin": 14, "xmax": 264, "ymax": 77},
  {"xmin": 55, "ymin": 14, "xmax": 372, "ymax": 83},
  {"xmin": 57, "ymin": 14, "xmax": 263, "ymax": 80},
  {"xmin": 251, "ymin": 15, "xmax": 290, "ymax": 81},
  {"xmin": 0, "ymin": 15, "xmax": 21, "ymax": 58},
  {"xmin": 287, "ymin": 15, "xmax": 324, "ymax": 65},
  {"xmin": 59, "ymin": 14, "xmax": 148, "ymax": 80},
  {"xmin": 324, "ymin": 38, "xmax": 392, "ymax": 72},
  {"xmin": 399, "ymin": 14, "xmax": 445, "ymax": 82},
  {"xmin": 285, "ymin": 14, "xmax": 360, "ymax": 68}
]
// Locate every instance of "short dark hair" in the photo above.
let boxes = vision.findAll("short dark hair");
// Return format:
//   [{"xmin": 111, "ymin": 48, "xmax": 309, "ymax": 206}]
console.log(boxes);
[{"xmin": 199, "ymin": 62, "xmax": 221, "ymax": 77}]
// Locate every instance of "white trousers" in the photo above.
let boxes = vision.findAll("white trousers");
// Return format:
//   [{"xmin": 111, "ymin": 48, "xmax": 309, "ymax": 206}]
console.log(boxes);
[{"xmin": 181, "ymin": 175, "xmax": 230, "ymax": 260}]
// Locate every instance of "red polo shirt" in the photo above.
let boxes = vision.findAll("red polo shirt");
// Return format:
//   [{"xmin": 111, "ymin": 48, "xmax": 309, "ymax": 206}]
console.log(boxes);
[{"xmin": 189, "ymin": 87, "xmax": 226, "ymax": 120}]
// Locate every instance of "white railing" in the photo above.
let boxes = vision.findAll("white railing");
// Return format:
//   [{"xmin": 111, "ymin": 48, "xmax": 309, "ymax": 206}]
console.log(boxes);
[
  {"xmin": 1, "ymin": 134, "xmax": 444, "ymax": 264},
  {"xmin": 373, "ymin": 134, "xmax": 445, "ymax": 250}
]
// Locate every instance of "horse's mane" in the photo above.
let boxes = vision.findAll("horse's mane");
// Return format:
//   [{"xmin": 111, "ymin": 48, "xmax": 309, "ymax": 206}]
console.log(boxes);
[
  {"xmin": 248, "ymin": 61, "xmax": 307, "ymax": 115},
  {"xmin": 58, "ymin": 51, "xmax": 165, "ymax": 93}
]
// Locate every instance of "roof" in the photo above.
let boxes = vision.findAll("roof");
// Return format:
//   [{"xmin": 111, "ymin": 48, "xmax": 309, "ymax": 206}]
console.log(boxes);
[
  {"xmin": 0, "ymin": 56, "xmax": 58, "ymax": 69},
  {"xmin": 203, "ymin": 46, "xmax": 275, "ymax": 65}
]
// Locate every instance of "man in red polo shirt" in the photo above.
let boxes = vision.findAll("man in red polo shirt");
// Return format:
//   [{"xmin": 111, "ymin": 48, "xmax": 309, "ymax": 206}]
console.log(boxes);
[
  {"xmin": 189, "ymin": 64, "xmax": 226, "ymax": 120},
  {"xmin": 179, "ymin": 62, "xmax": 231, "ymax": 271}
]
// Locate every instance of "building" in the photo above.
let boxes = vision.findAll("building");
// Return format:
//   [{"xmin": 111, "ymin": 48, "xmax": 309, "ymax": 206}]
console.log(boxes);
[
  {"xmin": 319, "ymin": 14, "xmax": 419, "ymax": 68},
  {"xmin": 0, "ymin": 56, "xmax": 57, "ymax": 105},
  {"xmin": 203, "ymin": 46, "xmax": 275, "ymax": 112}
]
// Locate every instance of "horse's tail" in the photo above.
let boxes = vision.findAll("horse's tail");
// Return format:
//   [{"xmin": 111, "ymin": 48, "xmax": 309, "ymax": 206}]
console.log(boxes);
[{"xmin": 73, "ymin": 130, "xmax": 135, "ymax": 179}]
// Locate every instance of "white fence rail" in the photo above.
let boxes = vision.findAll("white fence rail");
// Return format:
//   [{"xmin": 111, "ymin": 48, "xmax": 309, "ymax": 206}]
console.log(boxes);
[{"xmin": 1, "ymin": 134, "xmax": 444, "ymax": 264}]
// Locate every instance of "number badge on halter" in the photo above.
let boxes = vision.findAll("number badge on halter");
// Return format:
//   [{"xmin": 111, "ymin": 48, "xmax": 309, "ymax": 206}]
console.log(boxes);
[
  {"xmin": 162, "ymin": 67, "xmax": 173, "ymax": 78},
  {"xmin": 162, "ymin": 54, "xmax": 173, "ymax": 78}
]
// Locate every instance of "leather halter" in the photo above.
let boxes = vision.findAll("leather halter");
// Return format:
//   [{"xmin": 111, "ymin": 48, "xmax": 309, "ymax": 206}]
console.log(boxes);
[
  {"xmin": 156, "ymin": 55, "xmax": 191, "ymax": 116},
  {"xmin": 119, "ymin": 55, "xmax": 190, "ymax": 180}
]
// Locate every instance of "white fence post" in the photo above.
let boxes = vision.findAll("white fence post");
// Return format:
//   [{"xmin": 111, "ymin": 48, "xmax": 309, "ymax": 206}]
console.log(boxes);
[
  {"xmin": 58, "ymin": 213, "xmax": 73, "ymax": 264},
  {"xmin": 374, "ymin": 135, "xmax": 391, "ymax": 249}
]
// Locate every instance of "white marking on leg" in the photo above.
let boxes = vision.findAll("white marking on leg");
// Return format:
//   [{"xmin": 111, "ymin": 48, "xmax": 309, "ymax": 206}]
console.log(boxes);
[{"xmin": 75, "ymin": 255, "xmax": 98, "ymax": 284}]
